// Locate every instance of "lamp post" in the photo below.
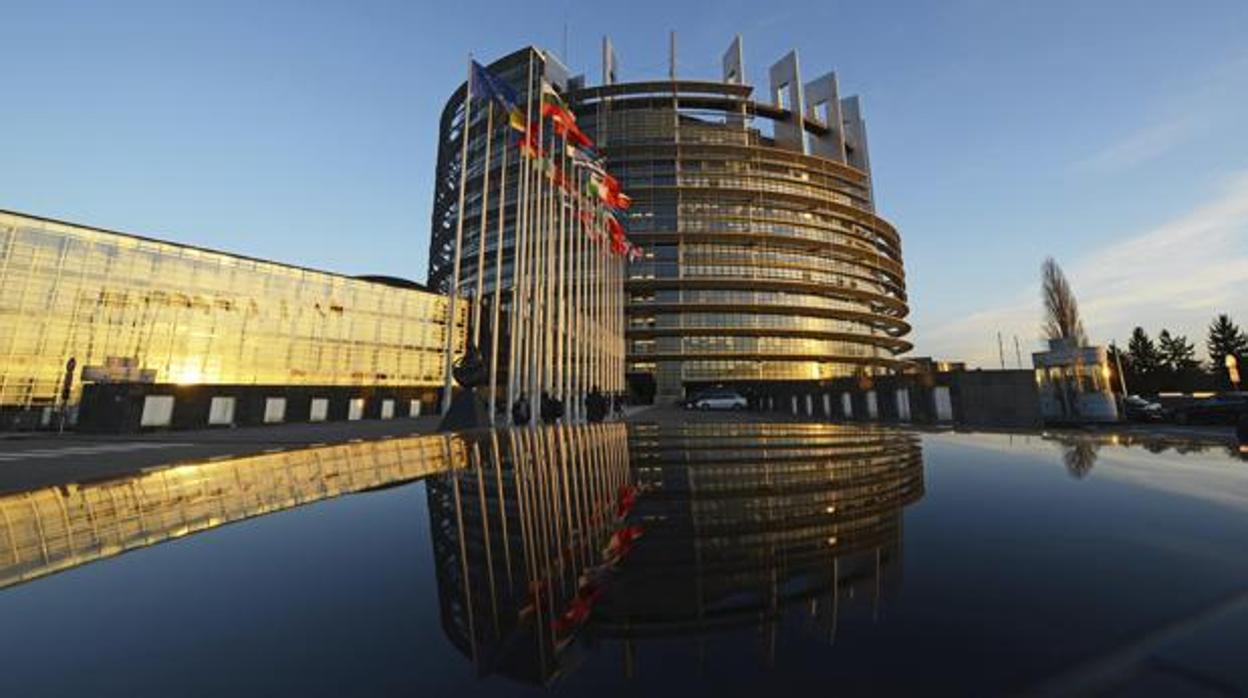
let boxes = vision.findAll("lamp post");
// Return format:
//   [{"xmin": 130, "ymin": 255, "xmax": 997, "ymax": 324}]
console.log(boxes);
[{"xmin": 1227, "ymin": 354, "xmax": 1241, "ymax": 391}]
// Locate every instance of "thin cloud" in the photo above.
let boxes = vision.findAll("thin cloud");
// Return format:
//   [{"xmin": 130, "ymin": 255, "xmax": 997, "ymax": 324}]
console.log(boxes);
[
  {"xmin": 1072, "ymin": 114, "xmax": 1206, "ymax": 174},
  {"xmin": 917, "ymin": 171, "xmax": 1248, "ymax": 366}
]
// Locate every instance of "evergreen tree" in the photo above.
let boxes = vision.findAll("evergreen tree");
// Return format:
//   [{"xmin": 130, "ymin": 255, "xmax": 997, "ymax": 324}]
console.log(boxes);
[
  {"xmin": 1127, "ymin": 327, "xmax": 1161, "ymax": 376},
  {"xmin": 1206, "ymin": 314, "xmax": 1248, "ymax": 383},
  {"xmin": 1158, "ymin": 330, "xmax": 1199, "ymax": 373}
]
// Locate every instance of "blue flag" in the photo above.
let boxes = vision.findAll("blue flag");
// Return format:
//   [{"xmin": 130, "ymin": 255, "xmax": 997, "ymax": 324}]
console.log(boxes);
[{"xmin": 471, "ymin": 61, "xmax": 527, "ymax": 132}]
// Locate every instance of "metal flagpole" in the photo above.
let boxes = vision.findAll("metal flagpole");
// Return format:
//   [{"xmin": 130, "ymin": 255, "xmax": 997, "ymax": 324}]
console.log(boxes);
[
  {"xmin": 611, "ymin": 216, "xmax": 617, "ymax": 393},
  {"xmin": 508, "ymin": 52, "xmax": 535, "ymax": 422},
  {"xmin": 619, "ymin": 251, "xmax": 625, "ymax": 392},
  {"xmin": 572, "ymin": 165, "xmax": 584, "ymax": 421},
  {"xmin": 542, "ymin": 112, "xmax": 555, "ymax": 408},
  {"xmin": 588, "ymin": 192, "xmax": 597, "ymax": 398},
  {"xmin": 557, "ymin": 133, "xmax": 569, "ymax": 416},
  {"xmin": 473, "ymin": 102, "xmax": 494, "ymax": 347},
  {"xmin": 609, "ymin": 244, "xmax": 617, "ymax": 394},
  {"xmin": 442, "ymin": 55, "xmax": 474, "ymax": 415},
  {"xmin": 528, "ymin": 79, "xmax": 546, "ymax": 414},
  {"xmin": 488, "ymin": 113, "xmax": 508, "ymax": 424},
  {"xmin": 595, "ymin": 200, "xmax": 604, "ymax": 396}
]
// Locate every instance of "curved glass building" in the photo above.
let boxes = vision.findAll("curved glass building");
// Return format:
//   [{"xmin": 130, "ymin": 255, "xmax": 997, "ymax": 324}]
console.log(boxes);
[
  {"xmin": 427, "ymin": 40, "xmax": 910, "ymax": 403},
  {"xmin": 572, "ymin": 39, "xmax": 911, "ymax": 399}
]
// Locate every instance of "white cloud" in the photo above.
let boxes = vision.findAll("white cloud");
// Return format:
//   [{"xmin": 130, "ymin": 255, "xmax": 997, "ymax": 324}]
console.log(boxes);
[
  {"xmin": 1071, "ymin": 114, "xmax": 1207, "ymax": 174},
  {"xmin": 916, "ymin": 171, "xmax": 1248, "ymax": 366}
]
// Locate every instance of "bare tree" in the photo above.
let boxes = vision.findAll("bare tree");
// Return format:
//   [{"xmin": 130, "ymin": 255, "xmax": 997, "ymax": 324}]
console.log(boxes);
[{"xmin": 1041, "ymin": 257, "xmax": 1087, "ymax": 345}]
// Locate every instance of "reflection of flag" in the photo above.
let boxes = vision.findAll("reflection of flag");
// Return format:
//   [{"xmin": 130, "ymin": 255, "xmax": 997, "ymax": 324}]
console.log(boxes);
[{"xmin": 470, "ymin": 61, "xmax": 527, "ymax": 132}]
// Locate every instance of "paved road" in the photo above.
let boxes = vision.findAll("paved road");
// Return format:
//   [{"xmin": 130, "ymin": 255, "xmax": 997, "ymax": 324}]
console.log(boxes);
[{"xmin": 0, "ymin": 417, "xmax": 443, "ymax": 495}]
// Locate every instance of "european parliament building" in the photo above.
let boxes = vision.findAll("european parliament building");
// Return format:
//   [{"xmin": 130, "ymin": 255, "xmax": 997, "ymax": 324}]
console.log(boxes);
[
  {"xmin": 0, "ymin": 210, "xmax": 465, "ymax": 430},
  {"xmin": 430, "ymin": 40, "xmax": 910, "ymax": 402}
]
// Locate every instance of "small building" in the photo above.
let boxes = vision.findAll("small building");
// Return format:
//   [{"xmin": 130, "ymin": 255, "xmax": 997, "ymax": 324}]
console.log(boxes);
[{"xmin": 1032, "ymin": 338, "xmax": 1119, "ymax": 423}]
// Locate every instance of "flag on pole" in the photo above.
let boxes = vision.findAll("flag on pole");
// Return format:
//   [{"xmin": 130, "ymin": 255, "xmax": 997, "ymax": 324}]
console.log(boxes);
[
  {"xmin": 540, "ymin": 81, "xmax": 570, "ymax": 111},
  {"xmin": 605, "ymin": 212, "xmax": 630, "ymax": 256},
  {"xmin": 587, "ymin": 172, "xmax": 631, "ymax": 210},
  {"xmin": 470, "ymin": 60, "xmax": 527, "ymax": 132},
  {"xmin": 519, "ymin": 127, "xmax": 544, "ymax": 159},
  {"xmin": 540, "ymin": 81, "xmax": 585, "ymax": 142},
  {"xmin": 568, "ymin": 144, "xmax": 605, "ymax": 170}
]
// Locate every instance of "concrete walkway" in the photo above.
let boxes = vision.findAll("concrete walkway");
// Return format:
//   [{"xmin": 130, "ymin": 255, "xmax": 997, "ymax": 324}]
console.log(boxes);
[{"xmin": 0, "ymin": 417, "xmax": 442, "ymax": 495}]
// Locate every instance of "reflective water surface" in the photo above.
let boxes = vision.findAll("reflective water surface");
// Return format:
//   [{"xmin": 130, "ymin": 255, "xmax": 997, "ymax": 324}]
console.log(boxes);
[{"xmin": 1, "ymin": 423, "xmax": 1245, "ymax": 696}]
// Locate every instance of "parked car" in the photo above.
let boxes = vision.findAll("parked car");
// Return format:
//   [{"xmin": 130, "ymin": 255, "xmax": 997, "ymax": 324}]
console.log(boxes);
[
  {"xmin": 1122, "ymin": 395, "xmax": 1166, "ymax": 422},
  {"xmin": 1172, "ymin": 393, "xmax": 1248, "ymax": 425},
  {"xmin": 685, "ymin": 389, "xmax": 748, "ymax": 411}
]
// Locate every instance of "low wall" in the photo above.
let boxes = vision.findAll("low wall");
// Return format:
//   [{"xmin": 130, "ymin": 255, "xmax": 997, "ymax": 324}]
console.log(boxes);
[
  {"xmin": 78, "ymin": 383, "xmax": 440, "ymax": 433},
  {"xmin": 728, "ymin": 369, "xmax": 1042, "ymax": 429}
]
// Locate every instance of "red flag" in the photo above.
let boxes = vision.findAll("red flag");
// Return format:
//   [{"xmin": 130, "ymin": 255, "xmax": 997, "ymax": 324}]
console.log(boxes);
[
  {"xmin": 518, "ymin": 127, "xmax": 543, "ymax": 159},
  {"xmin": 605, "ymin": 213, "xmax": 626, "ymax": 243},
  {"xmin": 541, "ymin": 102, "xmax": 577, "ymax": 135}
]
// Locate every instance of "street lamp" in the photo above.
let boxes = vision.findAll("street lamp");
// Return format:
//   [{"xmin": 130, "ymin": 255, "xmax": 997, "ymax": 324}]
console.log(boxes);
[{"xmin": 1226, "ymin": 354, "xmax": 1241, "ymax": 391}]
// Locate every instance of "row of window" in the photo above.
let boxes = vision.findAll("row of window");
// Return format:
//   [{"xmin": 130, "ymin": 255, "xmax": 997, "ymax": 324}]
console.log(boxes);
[
  {"xmin": 0, "ymin": 216, "xmax": 466, "ymax": 408},
  {"xmin": 630, "ymin": 336, "xmax": 884, "ymax": 357},
  {"xmin": 629, "ymin": 288, "xmax": 879, "ymax": 315},
  {"xmin": 628, "ymin": 312, "xmax": 880, "ymax": 335}
]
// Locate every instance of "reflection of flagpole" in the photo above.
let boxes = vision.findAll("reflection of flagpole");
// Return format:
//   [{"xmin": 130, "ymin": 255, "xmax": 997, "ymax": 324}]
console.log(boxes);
[
  {"xmin": 488, "ymin": 113, "xmax": 508, "ymax": 424},
  {"xmin": 442, "ymin": 55, "xmax": 474, "ymax": 415}
]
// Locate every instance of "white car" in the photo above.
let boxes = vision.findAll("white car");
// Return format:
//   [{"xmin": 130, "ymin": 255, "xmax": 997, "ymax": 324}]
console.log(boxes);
[{"xmin": 687, "ymin": 390, "xmax": 748, "ymax": 411}]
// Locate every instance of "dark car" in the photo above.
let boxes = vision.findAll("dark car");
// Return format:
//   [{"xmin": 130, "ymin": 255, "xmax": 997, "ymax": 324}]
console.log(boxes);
[
  {"xmin": 1172, "ymin": 394, "xmax": 1248, "ymax": 425},
  {"xmin": 1122, "ymin": 395, "xmax": 1166, "ymax": 422}
]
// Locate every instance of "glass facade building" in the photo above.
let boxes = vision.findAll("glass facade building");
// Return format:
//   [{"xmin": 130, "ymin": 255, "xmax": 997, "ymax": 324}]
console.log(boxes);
[
  {"xmin": 572, "ymin": 39, "xmax": 911, "ymax": 398},
  {"xmin": 429, "ymin": 45, "xmax": 910, "ymax": 402},
  {"xmin": 0, "ymin": 210, "xmax": 465, "ymax": 418}
]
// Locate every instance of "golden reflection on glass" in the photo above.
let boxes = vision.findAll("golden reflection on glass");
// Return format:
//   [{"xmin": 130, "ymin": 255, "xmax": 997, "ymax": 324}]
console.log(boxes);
[
  {"xmin": 0, "ymin": 212, "xmax": 467, "ymax": 410},
  {"xmin": 0, "ymin": 435, "xmax": 467, "ymax": 589},
  {"xmin": 431, "ymin": 422, "xmax": 924, "ymax": 682}
]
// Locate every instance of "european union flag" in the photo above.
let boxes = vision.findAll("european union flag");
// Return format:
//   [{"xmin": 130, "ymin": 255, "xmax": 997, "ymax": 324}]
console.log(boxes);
[{"xmin": 471, "ymin": 61, "xmax": 527, "ymax": 132}]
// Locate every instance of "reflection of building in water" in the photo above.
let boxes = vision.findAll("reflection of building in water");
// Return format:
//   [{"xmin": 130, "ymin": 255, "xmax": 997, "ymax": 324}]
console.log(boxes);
[
  {"xmin": 429, "ymin": 422, "xmax": 922, "ymax": 682},
  {"xmin": 0, "ymin": 435, "xmax": 465, "ymax": 589},
  {"xmin": 599, "ymin": 423, "xmax": 923, "ymax": 672},
  {"xmin": 427, "ymin": 424, "xmax": 631, "ymax": 685}
]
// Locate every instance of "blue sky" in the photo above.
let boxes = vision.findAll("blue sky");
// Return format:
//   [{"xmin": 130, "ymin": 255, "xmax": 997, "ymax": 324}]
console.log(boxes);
[{"xmin": 3, "ymin": 0, "xmax": 1246, "ymax": 366}]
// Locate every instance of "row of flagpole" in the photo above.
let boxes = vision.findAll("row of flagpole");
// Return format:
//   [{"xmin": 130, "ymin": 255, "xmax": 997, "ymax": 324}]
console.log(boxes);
[{"xmin": 441, "ymin": 51, "xmax": 636, "ymax": 426}]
